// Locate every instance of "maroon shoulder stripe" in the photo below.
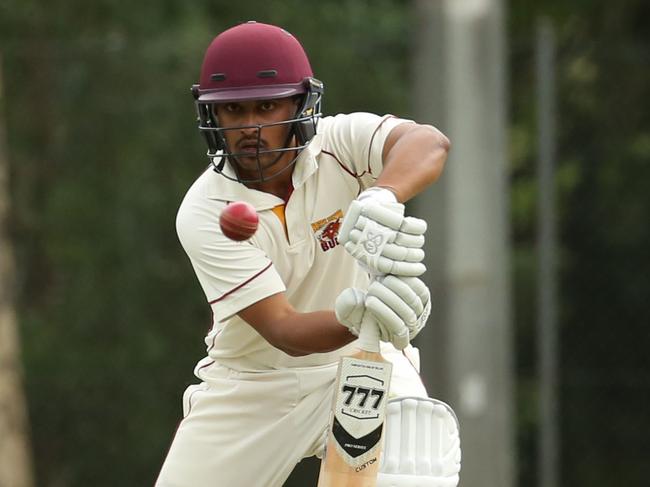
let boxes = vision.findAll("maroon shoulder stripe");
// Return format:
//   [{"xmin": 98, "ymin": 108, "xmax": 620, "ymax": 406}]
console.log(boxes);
[
  {"xmin": 322, "ymin": 149, "xmax": 371, "ymax": 179},
  {"xmin": 367, "ymin": 115, "xmax": 397, "ymax": 173},
  {"xmin": 208, "ymin": 261, "xmax": 274, "ymax": 305}
]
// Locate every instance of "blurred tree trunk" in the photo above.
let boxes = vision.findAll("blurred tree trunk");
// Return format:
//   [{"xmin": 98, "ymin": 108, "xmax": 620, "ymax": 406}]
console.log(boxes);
[{"xmin": 0, "ymin": 51, "xmax": 34, "ymax": 487}]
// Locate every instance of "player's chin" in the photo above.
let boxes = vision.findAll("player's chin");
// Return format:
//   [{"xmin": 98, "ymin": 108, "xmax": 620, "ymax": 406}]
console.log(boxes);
[
  {"xmin": 239, "ymin": 154, "xmax": 279, "ymax": 169},
  {"xmin": 233, "ymin": 154, "xmax": 262, "ymax": 171}
]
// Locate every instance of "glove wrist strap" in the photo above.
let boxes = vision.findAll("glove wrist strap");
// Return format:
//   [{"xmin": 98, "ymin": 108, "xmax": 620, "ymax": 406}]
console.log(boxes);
[{"xmin": 358, "ymin": 186, "xmax": 399, "ymax": 205}]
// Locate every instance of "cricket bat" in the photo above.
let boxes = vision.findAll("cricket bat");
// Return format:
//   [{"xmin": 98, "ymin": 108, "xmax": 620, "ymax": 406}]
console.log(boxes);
[{"xmin": 317, "ymin": 312, "xmax": 392, "ymax": 487}]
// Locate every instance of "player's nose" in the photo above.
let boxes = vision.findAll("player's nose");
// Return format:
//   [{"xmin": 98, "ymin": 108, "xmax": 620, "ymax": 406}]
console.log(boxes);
[
  {"xmin": 239, "ymin": 124, "xmax": 260, "ymax": 137},
  {"xmin": 237, "ymin": 109, "xmax": 262, "ymax": 132}
]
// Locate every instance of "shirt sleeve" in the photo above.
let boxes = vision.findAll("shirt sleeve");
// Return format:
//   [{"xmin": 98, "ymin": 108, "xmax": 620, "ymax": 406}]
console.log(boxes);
[
  {"xmin": 321, "ymin": 112, "xmax": 415, "ymax": 189},
  {"xmin": 176, "ymin": 196, "xmax": 286, "ymax": 323}
]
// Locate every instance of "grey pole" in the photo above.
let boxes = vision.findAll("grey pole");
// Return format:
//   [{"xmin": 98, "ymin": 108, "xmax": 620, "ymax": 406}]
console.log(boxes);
[
  {"xmin": 411, "ymin": 1, "xmax": 514, "ymax": 486},
  {"xmin": 536, "ymin": 18, "xmax": 559, "ymax": 487}
]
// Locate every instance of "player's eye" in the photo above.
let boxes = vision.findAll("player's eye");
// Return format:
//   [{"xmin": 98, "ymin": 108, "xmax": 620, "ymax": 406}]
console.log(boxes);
[
  {"xmin": 223, "ymin": 103, "xmax": 240, "ymax": 113},
  {"xmin": 260, "ymin": 101, "xmax": 276, "ymax": 112}
]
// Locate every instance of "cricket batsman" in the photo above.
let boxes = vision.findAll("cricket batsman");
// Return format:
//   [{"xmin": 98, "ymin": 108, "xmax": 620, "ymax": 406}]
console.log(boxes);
[{"xmin": 156, "ymin": 21, "xmax": 461, "ymax": 487}]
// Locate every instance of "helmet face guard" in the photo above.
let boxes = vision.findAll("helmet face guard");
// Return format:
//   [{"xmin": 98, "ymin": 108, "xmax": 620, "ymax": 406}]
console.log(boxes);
[
  {"xmin": 191, "ymin": 22, "xmax": 324, "ymax": 183},
  {"xmin": 192, "ymin": 77, "xmax": 323, "ymax": 183}
]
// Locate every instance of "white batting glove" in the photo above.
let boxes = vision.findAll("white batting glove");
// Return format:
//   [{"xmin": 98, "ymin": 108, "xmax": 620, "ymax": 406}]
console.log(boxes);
[
  {"xmin": 335, "ymin": 288, "xmax": 409, "ymax": 348},
  {"xmin": 335, "ymin": 288, "xmax": 366, "ymax": 336},
  {"xmin": 339, "ymin": 188, "xmax": 427, "ymax": 277},
  {"xmin": 365, "ymin": 275, "xmax": 431, "ymax": 350}
]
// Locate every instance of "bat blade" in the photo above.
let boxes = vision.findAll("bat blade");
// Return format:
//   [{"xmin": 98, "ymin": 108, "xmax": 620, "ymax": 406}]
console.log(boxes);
[{"xmin": 318, "ymin": 315, "xmax": 392, "ymax": 487}]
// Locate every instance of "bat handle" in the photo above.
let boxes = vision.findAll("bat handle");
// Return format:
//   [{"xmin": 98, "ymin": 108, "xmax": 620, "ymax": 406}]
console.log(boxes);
[{"xmin": 357, "ymin": 311, "xmax": 380, "ymax": 353}]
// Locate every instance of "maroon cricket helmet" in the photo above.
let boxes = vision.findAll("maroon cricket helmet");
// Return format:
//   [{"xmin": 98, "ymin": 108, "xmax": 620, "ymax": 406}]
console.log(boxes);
[
  {"xmin": 196, "ymin": 21, "xmax": 314, "ymax": 103},
  {"xmin": 191, "ymin": 21, "xmax": 324, "ymax": 184}
]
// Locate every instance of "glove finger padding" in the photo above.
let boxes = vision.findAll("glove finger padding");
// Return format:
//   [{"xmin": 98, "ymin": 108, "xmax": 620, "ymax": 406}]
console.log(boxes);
[
  {"xmin": 370, "ymin": 205, "xmax": 427, "ymax": 237},
  {"xmin": 398, "ymin": 276, "xmax": 432, "ymax": 340},
  {"xmin": 380, "ymin": 243, "xmax": 425, "ymax": 263},
  {"xmin": 411, "ymin": 298, "xmax": 431, "ymax": 339},
  {"xmin": 400, "ymin": 276, "xmax": 430, "ymax": 304},
  {"xmin": 380, "ymin": 275, "xmax": 425, "ymax": 315},
  {"xmin": 368, "ymin": 279, "xmax": 419, "ymax": 323},
  {"xmin": 354, "ymin": 215, "xmax": 427, "ymax": 245},
  {"xmin": 365, "ymin": 296, "xmax": 410, "ymax": 350},
  {"xmin": 393, "ymin": 232, "xmax": 425, "ymax": 248},
  {"xmin": 399, "ymin": 215, "xmax": 428, "ymax": 235},
  {"xmin": 368, "ymin": 275, "xmax": 432, "ymax": 342},
  {"xmin": 336, "ymin": 288, "xmax": 402, "ymax": 346},
  {"xmin": 373, "ymin": 256, "xmax": 426, "ymax": 277}
]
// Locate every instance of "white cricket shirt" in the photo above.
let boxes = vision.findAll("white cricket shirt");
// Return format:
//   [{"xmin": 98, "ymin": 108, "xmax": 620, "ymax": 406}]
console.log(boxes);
[{"xmin": 176, "ymin": 112, "xmax": 413, "ymax": 370}]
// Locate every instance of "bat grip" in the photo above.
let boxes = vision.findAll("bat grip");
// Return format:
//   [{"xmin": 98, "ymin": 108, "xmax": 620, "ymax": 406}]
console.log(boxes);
[{"xmin": 357, "ymin": 311, "xmax": 380, "ymax": 353}]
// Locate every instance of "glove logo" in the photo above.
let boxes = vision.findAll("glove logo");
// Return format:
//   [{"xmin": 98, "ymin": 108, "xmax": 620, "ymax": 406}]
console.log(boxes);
[
  {"xmin": 312, "ymin": 210, "xmax": 343, "ymax": 252},
  {"xmin": 362, "ymin": 232, "xmax": 384, "ymax": 255}
]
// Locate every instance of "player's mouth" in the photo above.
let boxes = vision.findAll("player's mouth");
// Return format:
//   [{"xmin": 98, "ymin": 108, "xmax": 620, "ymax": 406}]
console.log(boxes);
[{"xmin": 237, "ymin": 140, "xmax": 266, "ymax": 155}]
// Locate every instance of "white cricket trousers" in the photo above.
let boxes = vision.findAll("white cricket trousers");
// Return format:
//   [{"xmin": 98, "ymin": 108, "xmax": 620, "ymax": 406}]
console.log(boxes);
[{"xmin": 155, "ymin": 345, "xmax": 426, "ymax": 487}]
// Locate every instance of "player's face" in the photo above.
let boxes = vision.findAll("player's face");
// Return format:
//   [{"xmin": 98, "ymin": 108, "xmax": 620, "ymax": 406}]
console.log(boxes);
[{"xmin": 214, "ymin": 97, "xmax": 299, "ymax": 176}]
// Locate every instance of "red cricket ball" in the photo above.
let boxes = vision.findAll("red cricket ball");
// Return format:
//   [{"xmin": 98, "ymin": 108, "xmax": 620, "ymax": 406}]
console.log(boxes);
[{"xmin": 219, "ymin": 201, "xmax": 259, "ymax": 241}]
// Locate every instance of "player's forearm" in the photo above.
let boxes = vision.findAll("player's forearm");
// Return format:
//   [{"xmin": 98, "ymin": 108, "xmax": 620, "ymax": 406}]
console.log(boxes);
[
  {"xmin": 238, "ymin": 293, "xmax": 356, "ymax": 356},
  {"xmin": 271, "ymin": 310, "xmax": 357, "ymax": 357},
  {"xmin": 376, "ymin": 124, "xmax": 450, "ymax": 203}
]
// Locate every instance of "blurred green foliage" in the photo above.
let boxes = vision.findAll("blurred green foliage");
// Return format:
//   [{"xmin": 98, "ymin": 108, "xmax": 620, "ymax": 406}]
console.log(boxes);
[
  {"xmin": 1, "ymin": 1, "xmax": 411, "ymax": 485},
  {"xmin": 1, "ymin": 0, "xmax": 648, "ymax": 486},
  {"xmin": 510, "ymin": 1, "xmax": 650, "ymax": 485}
]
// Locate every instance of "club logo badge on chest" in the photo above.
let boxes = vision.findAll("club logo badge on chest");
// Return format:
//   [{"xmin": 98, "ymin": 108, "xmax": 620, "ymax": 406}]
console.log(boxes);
[{"xmin": 311, "ymin": 209, "xmax": 343, "ymax": 252}]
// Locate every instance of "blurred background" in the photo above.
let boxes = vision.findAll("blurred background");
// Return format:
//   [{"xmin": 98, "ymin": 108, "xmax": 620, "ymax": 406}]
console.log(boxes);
[{"xmin": 0, "ymin": 0, "xmax": 648, "ymax": 486}]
